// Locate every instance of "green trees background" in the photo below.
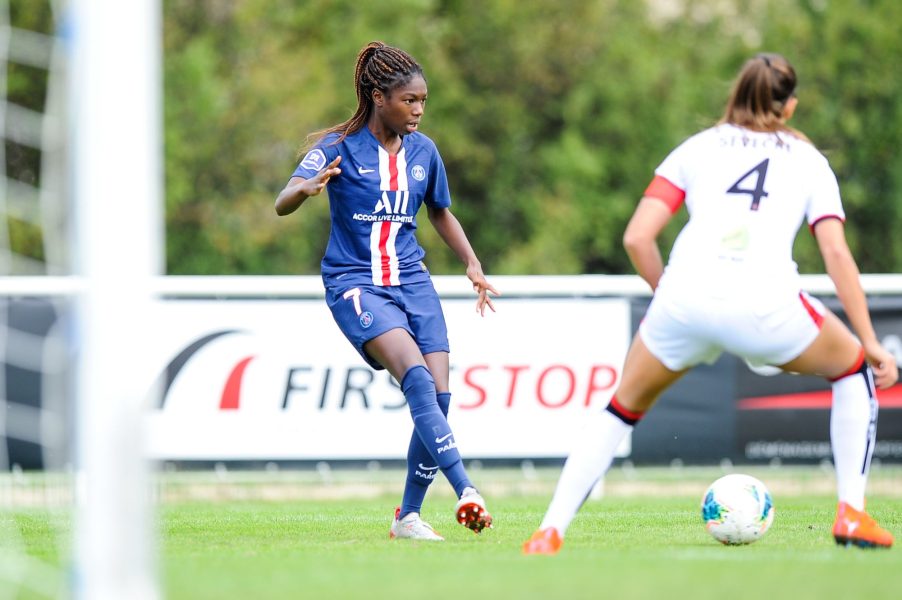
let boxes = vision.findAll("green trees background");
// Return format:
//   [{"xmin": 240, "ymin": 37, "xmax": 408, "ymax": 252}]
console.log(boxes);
[{"xmin": 161, "ymin": 0, "xmax": 902, "ymax": 276}]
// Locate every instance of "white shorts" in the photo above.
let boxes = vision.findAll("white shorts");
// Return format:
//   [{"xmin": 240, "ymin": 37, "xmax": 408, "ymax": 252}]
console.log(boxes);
[{"xmin": 639, "ymin": 287, "xmax": 826, "ymax": 371}]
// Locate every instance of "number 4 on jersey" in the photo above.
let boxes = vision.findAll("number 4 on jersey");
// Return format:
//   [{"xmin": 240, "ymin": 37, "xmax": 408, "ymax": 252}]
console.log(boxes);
[{"xmin": 727, "ymin": 159, "xmax": 769, "ymax": 211}]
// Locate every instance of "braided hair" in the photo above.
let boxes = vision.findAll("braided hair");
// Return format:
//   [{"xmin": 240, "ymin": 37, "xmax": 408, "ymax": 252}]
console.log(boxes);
[
  {"xmin": 303, "ymin": 42, "xmax": 424, "ymax": 152},
  {"xmin": 720, "ymin": 52, "xmax": 807, "ymax": 141}
]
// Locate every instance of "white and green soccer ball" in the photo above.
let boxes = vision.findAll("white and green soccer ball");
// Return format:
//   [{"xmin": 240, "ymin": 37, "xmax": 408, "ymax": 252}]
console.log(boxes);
[{"xmin": 701, "ymin": 474, "xmax": 774, "ymax": 545}]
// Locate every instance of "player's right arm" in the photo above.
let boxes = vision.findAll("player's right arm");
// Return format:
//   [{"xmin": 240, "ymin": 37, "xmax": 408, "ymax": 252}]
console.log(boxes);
[
  {"xmin": 626, "ymin": 141, "xmax": 689, "ymax": 292},
  {"xmin": 274, "ymin": 156, "xmax": 342, "ymax": 216},
  {"xmin": 814, "ymin": 217, "xmax": 898, "ymax": 388}
]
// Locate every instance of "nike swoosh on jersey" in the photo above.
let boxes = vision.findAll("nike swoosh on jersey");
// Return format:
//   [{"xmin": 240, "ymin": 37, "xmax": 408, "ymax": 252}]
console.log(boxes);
[{"xmin": 358, "ymin": 166, "xmax": 375, "ymax": 174}]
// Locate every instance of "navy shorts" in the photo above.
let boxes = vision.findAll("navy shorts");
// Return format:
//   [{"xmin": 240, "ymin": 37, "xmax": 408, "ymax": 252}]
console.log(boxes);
[{"xmin": 325, "ymin": 279, "xmax": 450, "ymax": 370}]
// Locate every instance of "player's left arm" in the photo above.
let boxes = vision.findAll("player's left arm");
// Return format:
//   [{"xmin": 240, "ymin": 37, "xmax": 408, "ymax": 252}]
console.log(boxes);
[
  {"xmin": 622, "ymin": 196, "xmax": 674, "ymax": 292},
  {"xmin": 814, "ymin": 217, "xmax": 898, "ymax": 389},
  {"xmin": 427, "ymin": 206, "xmax": 500, "ymax": 316}
]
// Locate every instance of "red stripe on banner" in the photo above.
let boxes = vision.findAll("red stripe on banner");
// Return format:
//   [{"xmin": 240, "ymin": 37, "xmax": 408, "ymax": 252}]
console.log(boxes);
[
  {"xmin": 220, "ymin": 356, "xmax": 255, "ymax": 410},
  {"xmin": 378, "ymin": 221, "xmax": 392, "ymax": 285},
  {"xmin": 738, "ymin": 384, "xmax": 902, "ymax": 410},
  {"xmin": 388, "ymin": 154, "xmax": 399, "ymax": 191}
]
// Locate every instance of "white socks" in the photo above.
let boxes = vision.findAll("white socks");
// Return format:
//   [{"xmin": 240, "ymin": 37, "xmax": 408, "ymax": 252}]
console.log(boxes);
[
  {"xmin": 540, "ymin": 410, "xmax": 632, "ymax": 536},
  {"xmin": 831, "ymin": 365, "xmax": 878, "ymax": 511}
]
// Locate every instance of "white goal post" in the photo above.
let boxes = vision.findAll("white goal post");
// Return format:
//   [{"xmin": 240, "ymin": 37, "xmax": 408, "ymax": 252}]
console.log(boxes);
[{"xmin": 68, "ymin": 1, "xmax": 163, "ymax": 599}]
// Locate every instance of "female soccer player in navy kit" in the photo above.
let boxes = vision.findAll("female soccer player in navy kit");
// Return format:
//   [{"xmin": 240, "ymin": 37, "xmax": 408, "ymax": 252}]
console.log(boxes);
[
  {"xmin": 275, "ymin": 42, "xmax": 497, "ymax": 540},
  {"xmin": 524, "ymin": 53, "xmax": 898, "ymax": 554}
]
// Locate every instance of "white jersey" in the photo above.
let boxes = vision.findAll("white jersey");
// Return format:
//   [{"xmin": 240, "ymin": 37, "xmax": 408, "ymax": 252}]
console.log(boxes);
[
  {"xmin": 640, "ymin": 124, "xmax": 844, "ymax": 370},
  {"xmin": 654, "ymin": 123, "xmax": 844, "ymax": 298}
]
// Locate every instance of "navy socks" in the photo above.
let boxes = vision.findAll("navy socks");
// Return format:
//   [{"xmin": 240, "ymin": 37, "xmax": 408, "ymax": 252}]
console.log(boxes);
[
  {"xmin": 400, "ymin": 391, "xmax": 451, "ymax": 518},
  {"xmin": 401, "ymin": 366, "xmax": 472, "ymax": 503}
]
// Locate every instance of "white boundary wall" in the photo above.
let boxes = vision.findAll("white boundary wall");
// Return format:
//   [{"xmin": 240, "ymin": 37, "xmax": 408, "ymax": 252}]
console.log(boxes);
[{"xmin": 6, "ymin": 273, "xmax": 902, "ymax": 298}]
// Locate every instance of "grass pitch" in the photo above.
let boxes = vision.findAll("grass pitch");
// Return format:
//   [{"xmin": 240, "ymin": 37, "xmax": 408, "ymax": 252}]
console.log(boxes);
[
  {"xmin": 160, "ymin": 496, "xmax": 902, "ymax": 600},
  {"xmin": 158, "ymin": 466, "xmax": 901, "ymax": 600},
  {"xmin": 3, "ymin": 466, "xmax": 901, "ymax": 599}
]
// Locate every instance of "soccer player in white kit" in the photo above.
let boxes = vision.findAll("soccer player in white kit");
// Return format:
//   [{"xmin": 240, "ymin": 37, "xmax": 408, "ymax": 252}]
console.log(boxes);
[{"xmin": 523, "ymin": 53, "xmax": 897, "ymax": 554}]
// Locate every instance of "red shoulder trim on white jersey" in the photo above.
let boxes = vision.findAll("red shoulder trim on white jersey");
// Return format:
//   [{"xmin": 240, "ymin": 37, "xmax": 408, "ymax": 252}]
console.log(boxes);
[{"xmin": 644, "ymin": 175, "xmax": 685, "ymax": 213}]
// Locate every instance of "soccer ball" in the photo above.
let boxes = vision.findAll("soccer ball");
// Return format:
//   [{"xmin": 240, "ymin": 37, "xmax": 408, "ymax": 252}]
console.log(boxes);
[{"xmin": 701, "ymin": 474, "xmax": 774, "ymax": 545}]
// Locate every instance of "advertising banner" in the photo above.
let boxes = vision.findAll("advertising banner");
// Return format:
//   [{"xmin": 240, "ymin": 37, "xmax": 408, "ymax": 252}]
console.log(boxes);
[
  {"xmin": 145, "ymin": 297, "xmax": 632, "ymax": 460},
  {"xmin": 734, "ymin": 297, "xmax": 902, "ymax": 463}
]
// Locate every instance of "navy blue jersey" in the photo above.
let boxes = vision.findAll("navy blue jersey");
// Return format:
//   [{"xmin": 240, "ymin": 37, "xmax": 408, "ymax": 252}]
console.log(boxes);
[{"xmin": 292, "ymin": 127, "xmax": 452, "ymax": 288}]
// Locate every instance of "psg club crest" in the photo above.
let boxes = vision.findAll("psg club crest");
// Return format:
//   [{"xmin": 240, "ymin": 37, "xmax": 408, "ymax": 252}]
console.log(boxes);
[
  {"xmin": 359, "ymin": 311, "xmax": 374, "ymax": 329},
  {"xmin": 411, "ymin": 165, "xmax": 426, "ymax": 181}
]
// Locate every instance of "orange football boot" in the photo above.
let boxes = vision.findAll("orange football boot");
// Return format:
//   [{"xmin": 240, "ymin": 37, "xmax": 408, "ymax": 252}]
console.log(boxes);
[
  {"xmin": 832, "ymin": 502, "xmax": 894, "ymax": 549},
  {"xmin": 522, "ymin": 527, "xmax": 563, "ymax": 555},
  {"xmin": 455, "ymin": 489, "xmax": 493, "ymax": 534}
]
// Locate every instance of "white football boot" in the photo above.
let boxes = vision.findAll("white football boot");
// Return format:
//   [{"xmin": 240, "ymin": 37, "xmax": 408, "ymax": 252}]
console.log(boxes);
[{"xmin": 389, "ymin": 506, "xmax": 444, "ymax": 541}]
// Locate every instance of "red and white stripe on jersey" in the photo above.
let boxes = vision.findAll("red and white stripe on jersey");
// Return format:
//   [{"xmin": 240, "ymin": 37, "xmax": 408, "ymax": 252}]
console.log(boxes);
[
  {"xmin": 370, "ymin": 147, "xmax": 410, "ymax": 286},
  {"xmin": 644, "ymin": 175, "xmax": 685, "ymax": 213},
  {"xmin": 378, "ymin": 146, "xmax": 409, "ymax": 193}
]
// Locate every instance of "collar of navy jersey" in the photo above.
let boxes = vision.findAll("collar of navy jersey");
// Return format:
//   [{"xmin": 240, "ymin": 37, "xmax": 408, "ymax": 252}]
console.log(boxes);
[
  {"xmin": 357, "ymin": 126, "xmax": 414, "ymax": 174},
  {"xmin": 361, "ymin": 124, "xmax": 413, "ymax": 154}
]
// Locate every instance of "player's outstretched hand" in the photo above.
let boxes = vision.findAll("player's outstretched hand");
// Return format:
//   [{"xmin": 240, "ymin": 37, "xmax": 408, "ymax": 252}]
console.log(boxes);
[
  {"xmin": 304, "ymin": 156, "xmax": 342, "ymax": 197},
  {"xmin": 865, "ymin": 339, "xmax": 899, "ymax": 390},
  {"xmin": 466, "ymin": 264, "xmax": 500, "ymax": 316}
]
